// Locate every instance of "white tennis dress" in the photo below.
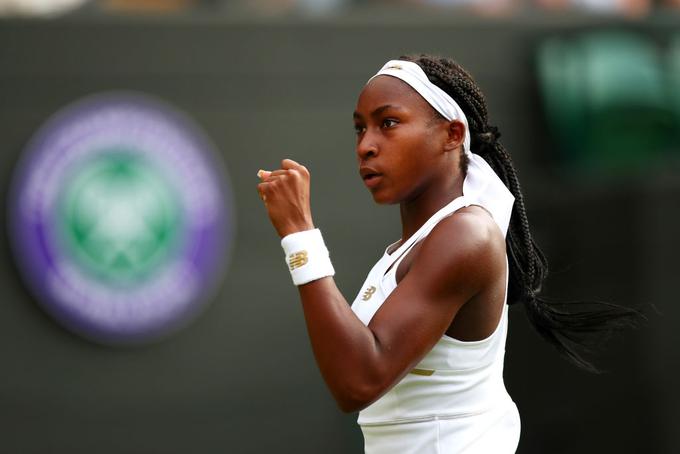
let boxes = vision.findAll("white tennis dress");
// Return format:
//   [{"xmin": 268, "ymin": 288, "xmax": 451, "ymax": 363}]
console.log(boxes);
[{"xmin": 350, "ymin": 194, "xmax": 521, "ymax": 454}]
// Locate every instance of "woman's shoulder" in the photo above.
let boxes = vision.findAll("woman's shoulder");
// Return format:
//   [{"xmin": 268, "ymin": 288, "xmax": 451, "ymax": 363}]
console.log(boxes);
[
  {"xmin": 409, "ymin": 204, "xmax": 506, "ymax": 288},
  {"xmin": 429, "ymin": 204, "xmax": 506, "ymax": 256}
]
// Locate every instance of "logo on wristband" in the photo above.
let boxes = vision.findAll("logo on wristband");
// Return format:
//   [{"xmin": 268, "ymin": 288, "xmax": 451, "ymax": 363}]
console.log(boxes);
[{"xmin": 288, "ymin": 251, "xmax": 309, "ymax": 270}]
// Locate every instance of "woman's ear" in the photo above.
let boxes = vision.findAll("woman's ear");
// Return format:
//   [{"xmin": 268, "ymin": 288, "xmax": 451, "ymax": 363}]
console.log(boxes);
[{"xmin": 443, "ymin": 120, "xmax": 466, "ymax": 153}]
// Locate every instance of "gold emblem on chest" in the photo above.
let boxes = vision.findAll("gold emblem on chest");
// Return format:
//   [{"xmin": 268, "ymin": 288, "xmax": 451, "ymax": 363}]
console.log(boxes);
[{"xmin": 362, "ymin": 285, "xmax": 377, "ymax": 301}]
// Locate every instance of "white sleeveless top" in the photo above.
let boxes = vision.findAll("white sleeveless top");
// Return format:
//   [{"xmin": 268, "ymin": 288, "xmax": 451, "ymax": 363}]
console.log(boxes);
[{"xmin": 350, "ymin": 195, "xmax": 520, "ymax": 453}]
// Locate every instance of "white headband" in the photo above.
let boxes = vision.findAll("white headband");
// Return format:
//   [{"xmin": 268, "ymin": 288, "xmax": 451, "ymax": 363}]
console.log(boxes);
[
  {"xmin": 367, "ymin": 59, "xmax": 515, "ymax": 237},
  {"xmin": 368, "ymin": 59, "xmax": 471, "ymax": 155}
]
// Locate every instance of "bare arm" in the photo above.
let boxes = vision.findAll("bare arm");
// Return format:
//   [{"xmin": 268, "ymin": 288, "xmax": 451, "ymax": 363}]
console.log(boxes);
[{"xmin": 257, "ymin": 159, "xmax": 503, "ymax": 412}]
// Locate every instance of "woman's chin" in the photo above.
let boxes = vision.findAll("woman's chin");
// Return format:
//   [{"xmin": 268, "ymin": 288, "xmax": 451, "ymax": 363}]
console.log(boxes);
[{"xmin": 369, "ymin": 190, "xmax": 398, "ymax": 205}]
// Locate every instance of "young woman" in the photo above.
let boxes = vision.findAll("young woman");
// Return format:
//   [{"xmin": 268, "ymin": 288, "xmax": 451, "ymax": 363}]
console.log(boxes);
[{"xmin": 256, "ymin": 54, "xmax": 638, "ymax": 453}]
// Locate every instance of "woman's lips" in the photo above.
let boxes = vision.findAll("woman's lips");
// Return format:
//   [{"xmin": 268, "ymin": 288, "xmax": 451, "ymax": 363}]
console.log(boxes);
[
  {"xmin": 359, "ymin": 166, "xmax": 381, "ymax": 187},
  {"xmin": 362, "ymin": 173, "xmax": 382, "ymax": 188}
]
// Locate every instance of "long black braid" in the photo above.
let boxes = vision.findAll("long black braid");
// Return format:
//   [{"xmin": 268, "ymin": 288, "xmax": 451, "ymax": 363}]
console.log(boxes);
[{"xmin": 402, "ymin": 54, "xmax": 641, "ymax": 373}]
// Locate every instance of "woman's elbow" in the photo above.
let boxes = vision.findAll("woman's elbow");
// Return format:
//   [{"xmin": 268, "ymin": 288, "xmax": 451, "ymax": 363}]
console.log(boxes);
[
  {"xmin": 336, "ymin": 396, "xmax": 367, "ymax": 414},
  {"xmin": 332, "ymin": 380, "xmax": 385, "ymax": 413}
]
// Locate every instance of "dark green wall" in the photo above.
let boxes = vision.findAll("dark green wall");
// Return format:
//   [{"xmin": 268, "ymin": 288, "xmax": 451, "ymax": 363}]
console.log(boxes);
[{"xmin": 0, "ymin": 14, "xmax": 678, "ymax": 453}]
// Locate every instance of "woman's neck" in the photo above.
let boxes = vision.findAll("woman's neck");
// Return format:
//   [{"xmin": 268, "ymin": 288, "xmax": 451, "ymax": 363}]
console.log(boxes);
[{"xmin": 399, "ymin": 173, "xmax": 464, "ymax": 243}]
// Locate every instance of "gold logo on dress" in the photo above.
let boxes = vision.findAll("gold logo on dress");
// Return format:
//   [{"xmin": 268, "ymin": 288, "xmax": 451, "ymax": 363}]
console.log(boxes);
[
  {"xmin": 288, "ymin": 251, "xmax": 308, "ymax": 270},
  {"xmin": 410, "ymin": 368, "xmax": 435, "ymax": 376},
  {"xmin": 362, "ymin": 286, "xmax": 377, "ymax": 301}
]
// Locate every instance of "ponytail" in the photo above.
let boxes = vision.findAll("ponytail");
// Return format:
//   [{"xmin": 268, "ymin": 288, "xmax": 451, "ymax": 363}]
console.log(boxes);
[{"xmin": 404, "ymin": 53, "xmax": 642, "ymax": 372}]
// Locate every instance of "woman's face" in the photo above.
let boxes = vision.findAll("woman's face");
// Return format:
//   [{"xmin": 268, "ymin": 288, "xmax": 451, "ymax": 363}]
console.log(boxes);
[{"xmin": 353, "ymin": 75, "xmax": 462, "ymax": 205}]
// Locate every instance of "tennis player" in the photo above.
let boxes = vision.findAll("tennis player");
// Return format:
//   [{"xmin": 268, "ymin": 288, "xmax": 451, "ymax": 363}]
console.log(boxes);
[{"xmin": 257, "ymin": 54, "xmax": 639, "ymax": 453}]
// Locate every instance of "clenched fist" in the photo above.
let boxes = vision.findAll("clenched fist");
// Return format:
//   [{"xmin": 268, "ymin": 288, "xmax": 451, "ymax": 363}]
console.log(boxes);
[{"xmin": 257, "ymin": 159, "xmax": 315, "ymax": 238}]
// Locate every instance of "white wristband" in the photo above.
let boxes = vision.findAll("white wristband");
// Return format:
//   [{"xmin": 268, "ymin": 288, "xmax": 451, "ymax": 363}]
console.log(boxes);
[{"xmin": 281, "ymin": 228, "xmax": 335, "ymax": 286}]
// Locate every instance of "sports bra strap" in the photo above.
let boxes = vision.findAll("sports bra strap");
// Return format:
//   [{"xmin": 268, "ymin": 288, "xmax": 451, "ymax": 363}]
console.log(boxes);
[{"xmin": 383, "ymin": 195, "xmax": 470, "ymax": 272}]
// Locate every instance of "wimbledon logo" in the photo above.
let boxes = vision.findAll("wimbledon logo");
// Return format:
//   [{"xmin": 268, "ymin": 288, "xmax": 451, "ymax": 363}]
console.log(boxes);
[{"xmin": 8, "ymin": 92, "xmax": 233, "ymax": 344}]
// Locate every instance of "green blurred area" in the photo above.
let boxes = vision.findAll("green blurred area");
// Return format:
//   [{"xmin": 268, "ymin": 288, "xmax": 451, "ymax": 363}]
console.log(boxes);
[{"xmin": 538, "ymin": 31, "xmax": 680, "ymax": 172}]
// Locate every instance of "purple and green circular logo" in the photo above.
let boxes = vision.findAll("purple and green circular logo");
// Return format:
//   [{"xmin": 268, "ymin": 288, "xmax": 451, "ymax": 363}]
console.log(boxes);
[{"xmin": 8, "ymin": 92, "xmax": 233, "ymax": 344}]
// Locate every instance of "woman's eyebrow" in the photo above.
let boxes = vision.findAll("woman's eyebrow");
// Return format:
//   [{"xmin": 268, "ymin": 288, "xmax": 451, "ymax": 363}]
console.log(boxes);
[{"xmin": 353, "ymin": 104, "xmax": 404, "ymax": 121}]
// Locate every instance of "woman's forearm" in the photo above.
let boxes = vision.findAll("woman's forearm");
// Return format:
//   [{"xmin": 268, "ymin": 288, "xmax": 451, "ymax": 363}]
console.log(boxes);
[
  {"xmin": 256, "ymin": 161, "xmax": 395, "ymax": 411},
  {"xmin": 297, "ymin": 278, "xmax": 387, "ymax": 412}
]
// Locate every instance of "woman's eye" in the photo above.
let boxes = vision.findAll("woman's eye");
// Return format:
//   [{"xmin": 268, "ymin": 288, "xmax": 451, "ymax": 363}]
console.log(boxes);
[
  {"xmin": 382, "ymin": 119, "xmax": 398, "ymax": 128},
  {"xmin": 354, "ymin": 124, "xmax": 365, "ymax": 135}
]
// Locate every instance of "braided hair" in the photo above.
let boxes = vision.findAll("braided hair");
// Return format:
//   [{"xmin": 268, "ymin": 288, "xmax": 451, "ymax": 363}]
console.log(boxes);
[{"xmin": 402, "ymin": 54, "xmax": 641, "ymax": 373}]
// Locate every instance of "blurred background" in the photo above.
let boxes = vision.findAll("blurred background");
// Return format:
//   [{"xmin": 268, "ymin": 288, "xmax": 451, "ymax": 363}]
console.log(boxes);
[{"xmin": 0, "ymin": 0, "xmax": 679, "ymax": 453}]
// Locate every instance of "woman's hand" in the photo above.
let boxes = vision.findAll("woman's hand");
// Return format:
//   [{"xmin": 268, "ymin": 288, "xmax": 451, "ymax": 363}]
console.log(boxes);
[{"xmin": 257, "ymin": 158, "xmax": 315, "ymax": 238}]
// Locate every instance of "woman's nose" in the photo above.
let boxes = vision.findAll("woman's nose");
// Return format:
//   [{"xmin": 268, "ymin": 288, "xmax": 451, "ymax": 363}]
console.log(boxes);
[{"xmin": 356, "ymin": 132, "xmax": 378, "ymax": 161}]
